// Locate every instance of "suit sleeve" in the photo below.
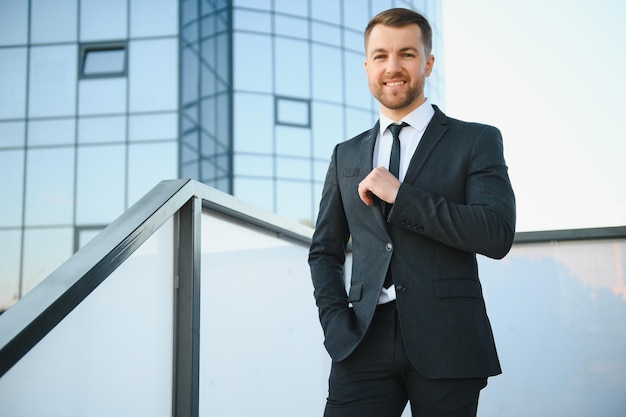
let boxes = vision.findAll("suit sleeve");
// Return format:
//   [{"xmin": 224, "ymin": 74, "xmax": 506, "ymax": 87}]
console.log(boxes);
[
  {"xmin": 390, "ymin": 124, "xmax": 516, "ymax": 259},
  {"xmin": 308, "ymin": 145, "xmax": 363, "ymax": 359}
]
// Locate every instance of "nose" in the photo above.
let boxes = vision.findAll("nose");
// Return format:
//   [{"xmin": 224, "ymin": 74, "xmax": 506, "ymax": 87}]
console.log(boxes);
[{"xmin": 386, "ymin": 55, "xmax": 402, "ymax": 74}]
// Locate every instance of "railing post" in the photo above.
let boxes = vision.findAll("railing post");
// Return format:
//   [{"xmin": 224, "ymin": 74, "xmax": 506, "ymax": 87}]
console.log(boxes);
[{"xmin": 173, "ymin": 196, "xmax": 201, "ymax": 417}]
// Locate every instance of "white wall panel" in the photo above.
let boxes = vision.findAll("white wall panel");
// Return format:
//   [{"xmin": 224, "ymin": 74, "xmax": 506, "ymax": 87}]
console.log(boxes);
[
  {"xmin": 199, "ymin": 210, "xmax": 329, "ymax": 416},
  {"xmin": 0, "ymin": 218, "xmax": 175, "ymax": 417},
  {"xmin": 478, "ymin": 240, "xmax": 626, "ymax": 416}
]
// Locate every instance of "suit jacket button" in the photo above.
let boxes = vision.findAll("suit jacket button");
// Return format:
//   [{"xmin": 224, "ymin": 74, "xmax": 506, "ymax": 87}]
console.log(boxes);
[
  {"xmin": 417, "ymin": 225, "xmax": 424, "ymax": 232},
  {"xmin": 396, "ymin": 285, "xmax": 406, "ymax": 293},
  {"xmin": 385, "ymin": 243, "xmax": 393, "ymax": 252}
]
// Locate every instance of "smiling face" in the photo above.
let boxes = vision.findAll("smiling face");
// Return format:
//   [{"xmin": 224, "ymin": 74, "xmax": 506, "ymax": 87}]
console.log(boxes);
[{"xmin": 364, "ymin": 23, "xmax": 434, "ymax": 120}]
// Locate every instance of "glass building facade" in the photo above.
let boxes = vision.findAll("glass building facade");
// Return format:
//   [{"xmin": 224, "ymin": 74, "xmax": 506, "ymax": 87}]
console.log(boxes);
[{"xmin": 0, "ymin": 0, "xmax": 443, "ymax": 311}]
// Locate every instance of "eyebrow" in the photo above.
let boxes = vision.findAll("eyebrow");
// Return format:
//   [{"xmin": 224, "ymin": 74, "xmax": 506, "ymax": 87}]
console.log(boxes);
[{"xmin": 369, "ymin": 46, "xmax": 419, "ymax": 56}]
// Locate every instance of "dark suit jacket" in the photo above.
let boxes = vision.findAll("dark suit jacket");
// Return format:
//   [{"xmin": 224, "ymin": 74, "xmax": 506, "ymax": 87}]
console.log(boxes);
[{"xmin": 308, "ymin": 105, "xmax": 516, "ymax": 379}]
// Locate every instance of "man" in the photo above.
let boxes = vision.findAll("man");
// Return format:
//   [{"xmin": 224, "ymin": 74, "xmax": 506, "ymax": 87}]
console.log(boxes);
[{"xmin": 308, "ymin": 7, "xmax": 516, "ymax": 417}]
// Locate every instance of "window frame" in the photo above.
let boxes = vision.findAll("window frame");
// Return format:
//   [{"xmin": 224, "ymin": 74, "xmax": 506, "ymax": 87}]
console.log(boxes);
[
  {"xmin": 79, "ymin": 41, "xmax": 128, "ymax": 79},
  {"xmin": 274, "ymin": 96, "xmax": 311, "ymax": 128}
]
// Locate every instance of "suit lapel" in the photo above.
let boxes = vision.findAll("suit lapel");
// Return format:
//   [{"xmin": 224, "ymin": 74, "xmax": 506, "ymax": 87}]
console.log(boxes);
[
  {"xmin": 358, "ymin": 120, "xmax": 378, "ymax": 174},
  {"xmin": 358, "ymin": 121, "xmax": 390, "ymax": 230},
  {"xmin": 403, "ymin": 106, "xmax": 448, "ymax": 185}
]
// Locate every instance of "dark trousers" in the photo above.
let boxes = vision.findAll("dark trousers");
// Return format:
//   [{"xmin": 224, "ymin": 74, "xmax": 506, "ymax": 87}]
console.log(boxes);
[{"xmin": 324, "ymin": 301, "xmax": 487, "ymax": 417}]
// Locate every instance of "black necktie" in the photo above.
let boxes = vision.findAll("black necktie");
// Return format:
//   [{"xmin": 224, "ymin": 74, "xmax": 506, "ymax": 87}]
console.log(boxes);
[
  {"xmin": 384, "ymin": 122, "xmax": 408, "ymax": 217},
  {"xmin": 388, "ymin": 122, "xmax": 408, "ymax": 179},
  {"xmin": 384, "ymin": 122, "xmax": 408, "ymax": 288}
]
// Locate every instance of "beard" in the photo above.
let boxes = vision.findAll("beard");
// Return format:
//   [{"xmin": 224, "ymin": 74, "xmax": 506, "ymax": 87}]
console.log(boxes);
[{"xmin": 370, "ymin": 80, "xmax": 424, "ymax": 111}]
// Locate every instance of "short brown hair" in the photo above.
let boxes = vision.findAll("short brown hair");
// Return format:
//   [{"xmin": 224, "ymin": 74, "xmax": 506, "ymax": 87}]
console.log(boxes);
[{"xmin": 364, "ymin": 8, "xmax": 433, "ymax": 56}]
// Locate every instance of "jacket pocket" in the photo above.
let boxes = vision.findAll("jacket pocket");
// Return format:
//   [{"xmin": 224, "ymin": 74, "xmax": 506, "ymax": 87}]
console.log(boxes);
[
  {"xmin": 348, "ymin": 282, "xmax": 363, "ymax": 302},
  {"xmin": 434, "ymin": 279, "xmax": 483, "ymax": 299}
]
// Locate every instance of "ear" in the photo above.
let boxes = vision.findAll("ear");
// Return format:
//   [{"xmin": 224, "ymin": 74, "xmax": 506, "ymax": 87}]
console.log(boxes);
[{"xmin": 425, "ymin": 54, "xmax": 435, "ymax": 77}]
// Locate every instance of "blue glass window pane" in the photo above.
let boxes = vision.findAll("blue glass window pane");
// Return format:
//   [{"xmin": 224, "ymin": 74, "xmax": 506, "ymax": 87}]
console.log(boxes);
[
  {"xmin": 344, "ymin": 29, "xmax": 364, "ymax": 53},
  {"xmin": 0, "ymin": 121, "xmax": 26, "ymax": 148},
  {"xmin": 129, "ymin": 39, "xmax": 178, "ymax": 112},
  {"xmin": 28, "ymin": 118, "xmax": 75, "ymax": 146},
  {"xmin": 200, "ymin": 5, "xmax": 228, "ymax": 33},
  {"xmin": 181, "ymin": 0, "xmax": 198, "ymax": 25},
  {"xmin": 276, "ymin": 180, "xmax": 312, "ymax": 224},
  {"xmin": 28, "ymin": 45, "xmax": 77, "ymax": 118},
  {"xmin": 342, "ymin": 0, "xmax": 369, "ymax": 31},
  {"xmin": 0, "ymin": 230, "xmax": 21, "ymax": 311},
  {"xmin": 215, "ymin": 93, "xmax": 231, "ymax": 149},
  {"xmin": 346, "ymin": 108, "xmax": 376, "ymax": 139},
  {"xmin": 200, "ymin": 131, "xmax": 219, "ymax": 158},
  {"xmin": 312, "ymin": 182, "xmax": 323, "ymax": 222},
  {"xmin": 275, "ymin": 15, "xmax": 308, "ymax": 39},
  {"xmin": 78, "ymin": 115, "xmax": 126, "ymax": 144},
  {"xmin": 234, "ymin": 10, "xmax": 271, "ymax": 33},
  {"xmin": 276, "ymin": 125, "xmax": 310, "ymax": 157},
  {"xmin": 79, "ymin": 78, "xmax": 127, "ymax": 115},
  {"xmin": 0, "ymin": 149, "xmax": 24, "ymax": 227},
  {"xmin": 312, "ymin": 44, "xmax": 342, "ymax": 102},
  {"xmin": 183, "ymin": 18, "xmax": 199, "ymax": 45},
  {"xmin": 276, "ymin": 156, "xmax": 310, "ymax": 181},
  {"xmin": 200, "ymin": 98, "xmax": 216, "ymax": 137},
  {"xmin": 30, "ymin": 0, "xmax": 77, "ymax": 43},
  {"xmin": 311, "ymin": 22, "xmax": 341, "ymax": 47},
  {"xmin": 215, "ymin": 7, "xmax": 230, "ymax": 32},
  {"xmin": 275, "ymin": 38, "xmax": 310, "ymax": 97},
  {"xmin": 371, "ymin": 0, "xmax": 394, "ymax": 15},
  {"xmin": 234, "ymin": 33, "xmax": 272, "ymax": 93},
  {"xmin": 181, "ymin": 132, "xmax": 199, "ymax": 166},
  {"xmin": 182, "ymin": 46, "xmax": 199, "ymax": 103},
  {"xmin": 276, "ymin": 97, "xmax": 310, "ymax": 127},
  {"xmin": 344, "ymin": 50, "xmax": 371, "ymax": 108},
  {"xmin": 128, "ymin": 141, "xmax": 177, "ymax": 206},
  {"xmin": 274, "ymin": 0, "xmax": 307, "ymax": 17},
  {"xmin": 199, "ymin": 12, "xmax": 214, "ymax": 41},
  {"xmin": 312, "ymin": 102, "xmax": 343, "ymax": 159},
  {"xmin": 76, "ymin": 145, "xmax": 126, "ymax": 224},
  {"xmin": 233, "ymin": 178, "xmax": 274, "ymax": 213},
  {"xmin": 311, "ymin": 0, "xmax": 340, "ymax": 24},
  {"xmin": 314, "ymin": 160, "xmax": 330, "ymax": 183},
  {"xmin": 0, "ymin": 48, "xmax": 27, "ymax": 119},
  {"xmin": 83, "ymin": 48, "xmax": 126, "ymax": 76},
  {"xmin": 129, "ymin": 113, "xmax": 178, "ymax": 141},
  {"xmin": 426, "ymin": 71, "xmax": 444, "ymax": 107},
  {"xmin": 24, "ymin": 147, "xmax": 75, "ymax": 226},
  {"xmin": 181, "ymin": 160, "xmax": 200, "ymax": 182},
  {"xmin": 234, "ymin": 154, "xmax": 273, "ymax": 178},
  {"xmin": 234, "ymin": 93, "xmax": 273, "ymax": 153},
  {"xmin": 233, "ymin": 0, "xmax": 271, "ymax": 10},
  {"xmin": 216, "ymin": 33, "xmax": 230, "ymax": 85},
  {"xmin": 80, "ymin": 0, "xmax": 127, "ymax": 41},
  {"xmin": 22, "ymin": 227, "xmax": 73, "ymax": 295},
  {"xmin": 0, "ymin": 0, "xmax": 28, "ymax": 46},
  {"xmin": 130, "ymin": 0, "xmax": 178, "ymax": 37},
  {"xmin": 200, "ymin": 156, "xmax": 217, "ymax": 181}
]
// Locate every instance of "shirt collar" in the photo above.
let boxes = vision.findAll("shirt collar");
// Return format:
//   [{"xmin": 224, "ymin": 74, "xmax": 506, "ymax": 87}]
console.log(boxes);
[{"xmin": 378, "ymin": 98, "xmax": 435, "ymax": 136}]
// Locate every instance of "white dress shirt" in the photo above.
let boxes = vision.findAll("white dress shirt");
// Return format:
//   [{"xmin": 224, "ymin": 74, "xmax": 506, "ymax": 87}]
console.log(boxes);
[
  {"xmin": 373, "ymin": 99, "xmax": 435, "ymax": 181},
  {"xmin": 374, "ymin": 99, "xmax": 435, "ymax": 304}
]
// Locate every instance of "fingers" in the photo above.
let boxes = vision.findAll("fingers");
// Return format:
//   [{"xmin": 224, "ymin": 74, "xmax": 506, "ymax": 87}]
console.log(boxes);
[
  {"xmin": 358, "ymin": 184, "xmax": 374, "ymax": 206},
  {"xmin": 358, "ymin": 167, "xmax": 401, "ymax": 206}
]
